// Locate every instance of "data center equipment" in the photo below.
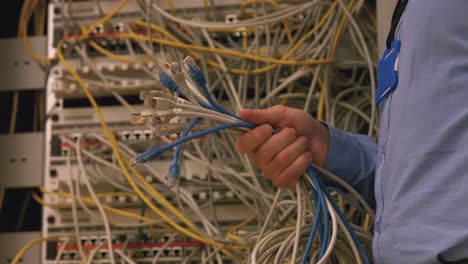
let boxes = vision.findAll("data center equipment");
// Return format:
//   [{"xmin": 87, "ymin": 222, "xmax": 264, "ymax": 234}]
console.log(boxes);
[{"xmin": 7, "ymin": 0, "xmax": 382, "ymax": 263}]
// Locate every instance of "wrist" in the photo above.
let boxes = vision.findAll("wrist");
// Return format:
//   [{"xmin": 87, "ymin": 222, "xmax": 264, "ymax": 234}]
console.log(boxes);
[{"xmin": 309, "ymin": 121, "xmax": 331, "ymax": 167}]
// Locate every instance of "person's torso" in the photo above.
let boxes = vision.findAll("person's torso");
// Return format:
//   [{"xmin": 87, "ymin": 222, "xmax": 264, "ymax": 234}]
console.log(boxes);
[{"xmin": 374, "ymin": 0, "xmax": 468, "ymax": 263}]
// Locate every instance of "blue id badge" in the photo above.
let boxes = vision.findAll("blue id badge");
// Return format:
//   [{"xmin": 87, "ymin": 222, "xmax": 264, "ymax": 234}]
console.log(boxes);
[{"xmin": 376, "ymin": 40, "xmax": 401, "ymax": 104}]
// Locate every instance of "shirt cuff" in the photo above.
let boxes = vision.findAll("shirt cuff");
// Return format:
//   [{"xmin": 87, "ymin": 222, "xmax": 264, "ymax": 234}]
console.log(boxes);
[
  {"xmin": 319, "ymin": 122, "xmax": 377, "ymax": 210},
  {"xmin": 321, "ymin": 123, "xmax": 360, "ymax": 185}
]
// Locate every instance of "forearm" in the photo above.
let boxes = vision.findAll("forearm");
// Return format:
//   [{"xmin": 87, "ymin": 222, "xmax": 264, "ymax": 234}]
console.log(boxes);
[{"xmin": 321, "ymin": 124, "xmax": 377, "ymax": 208}]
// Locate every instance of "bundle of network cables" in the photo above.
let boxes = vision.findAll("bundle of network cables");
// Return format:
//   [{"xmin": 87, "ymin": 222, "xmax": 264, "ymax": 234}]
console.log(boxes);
[
  {"xmin": 130, "ymin": 56, "xmax": 373, "ymax": 264},
  {"xmin": 10, "ymin": 0, "xmax": 380, "ymax": 263}
]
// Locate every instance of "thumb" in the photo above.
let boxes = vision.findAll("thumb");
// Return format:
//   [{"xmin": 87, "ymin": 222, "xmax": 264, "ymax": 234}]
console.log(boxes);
[{"xmin": 240, "ymin": 106, "xmax": 286, "ymax": 125}]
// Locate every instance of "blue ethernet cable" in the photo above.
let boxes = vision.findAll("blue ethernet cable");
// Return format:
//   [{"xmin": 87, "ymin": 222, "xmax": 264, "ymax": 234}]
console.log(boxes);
[
  {"xmin": 311, "ymin": 186, "xmax": 325, "ymax": 253},
  {"xmin": 301, "ymin": 193, "xmax": 322, "ymax": 264},
  {"xmin": 137, "ymin": 70, "xmax": 371, "ymax": 261},
  {"xmin": 299, "ymin": 167, "xmax": 330, "ymax": 258},
  {"xmin": 158, "ymin": 70, "xmax": 221, "ymax": 112},
  {"xmin": 311, "ymin": 181, "xmax": 327, "ymax": 258},
  {"xmin": 309, "ymin": 167, "xmax": 372, "ymax": 264},
  {"xmin": 132, "ymin": 122, "xmax": 256, "ymax": 164},
  {"xmin": 167, "ymin": 118, "xmax": 203, "ymax": 184},
  {"xmin": 320, "ymin": 182, "xmax": 371, "ymax": 264},
  {"xmin": 132, "ymin": 117, "xmax": 369, "ymax": 263},
  {"xmin": 309, "ymin": 168, "xmax": 330, "ymax": 258},
  {"xmin": 197, "ymin": 100, "xmax": 217, "ymax": 111},
  {"xmin": 159, "ymin": 70, "xmax": 199, "ymax": 103},
  {"xmin": 186, "ymin": 63, "xmax": 239, "ymax": 119},
  {"xmin": 132, "ymin": 120, "xmax": 370, "ymax": 263},
  {"xmin": 159, "ymin": 70, "xmax": 180, "ymax": 93}
]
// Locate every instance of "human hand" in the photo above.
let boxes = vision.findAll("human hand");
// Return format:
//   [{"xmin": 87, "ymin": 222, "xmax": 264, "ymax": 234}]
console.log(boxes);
[{"xmin": 236, "ymin": 105, "xmax": 330, "ymax": 188}]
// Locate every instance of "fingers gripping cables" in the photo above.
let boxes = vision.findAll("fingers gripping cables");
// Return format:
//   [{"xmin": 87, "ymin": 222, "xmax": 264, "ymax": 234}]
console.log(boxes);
[{"xmin": 130, "ymin": 57, "xmax": 372, "ymax": 264}]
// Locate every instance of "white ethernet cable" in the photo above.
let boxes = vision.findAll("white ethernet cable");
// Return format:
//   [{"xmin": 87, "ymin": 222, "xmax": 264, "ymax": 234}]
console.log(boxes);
[
  {"xmin": 129, "ymin": 55, "xmax": 372, "ymax": 263},
  {"xmin": 291, "ymin": 183, "xmax": 303, "ymax": 263},
  {"xmin": 90, "ymin": 132, "xmax": 221, "ymax": 238},
  {"xmin": 76, "ymin": 136, "xmax": 116, "ymax": 264},
  {"xmin": 260, "ymin": 67, "xmax": 313, "ymax": 106},
  {"xmin": 51, "ymin": 1, "xmax": 380, "ymax": 262},
  {"xmin": 200, "ymin": 28, "xmax": 242, "ymax": 112},
  {"xmin": 85, "ymin": 243, "xmax": 104, "ymax": 264},
  {"xmin": 149, "ymin": 0, "xmax": 320, "ymax": 29},
  {"xmin": 336, "ymin": 0, "xmax": 377, "ymax": 137},
  {"xmin": 168, "ymin": 62, "xmax": 201, "ymax": 106},
  {"xmin": 64, "ymin": 148, "xmax": 86, "ymax": 262},
  {"xmin": 115, "ymin": 249, "xmax": 137, "ymax": 264},
  {"xmin": 54, "ymin": 240, "xmax": 69, "ymax": 263}
]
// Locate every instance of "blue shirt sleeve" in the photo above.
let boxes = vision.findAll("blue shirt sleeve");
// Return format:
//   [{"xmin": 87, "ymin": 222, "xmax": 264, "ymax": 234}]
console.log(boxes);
[{"xmin": 322, "ymin": 124, "xmax": 377, "ymax": 209}]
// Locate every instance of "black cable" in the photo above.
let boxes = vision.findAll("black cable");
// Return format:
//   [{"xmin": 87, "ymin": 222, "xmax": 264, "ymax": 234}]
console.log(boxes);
[{"xmin": 386, "ymin": 0, "xmax": 408, "ymax": 49}]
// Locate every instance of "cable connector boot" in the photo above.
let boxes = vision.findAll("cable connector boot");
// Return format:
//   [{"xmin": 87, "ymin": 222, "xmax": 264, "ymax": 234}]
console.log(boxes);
[
  {"xmin": 139, "ymin": 89, "xmax": 151, "ymax": 101},
  {"xmin": 153, "ymin": 97, "xmax": 176, "ymax": 110},
  {"xmin": 183, "ymin": 56, "xmax": 206, "ymax": 88},
  {"xmin": 151, "ymin": 109, "xmax": 176, "ymax": 125},
  {"xmin": 158, "ymin": 70, "xmax": 179, "ymax": 93},
  {"xmin": 153, "ymin": 122, "xmax": 187, "ymax": 136},
  {"xmin": 169, "ymin": 63, "xmax": 190, "ymax": 96},
  {"xmin": 166, "ymin": 164, "xmax": 179, "ymax": 187},
  {"xmin": 130, "ymin": 113, "xmax": 147, "ymax": 125},
  {"xmin": 151, "ymin": 90, "xmax": 176, "ymax": 100}
]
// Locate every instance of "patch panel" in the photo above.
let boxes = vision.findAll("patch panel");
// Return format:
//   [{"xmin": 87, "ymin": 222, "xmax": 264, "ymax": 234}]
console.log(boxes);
[{"xmin": 30, "ymin": 0, "xmax": 379, "ymax": 263}]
